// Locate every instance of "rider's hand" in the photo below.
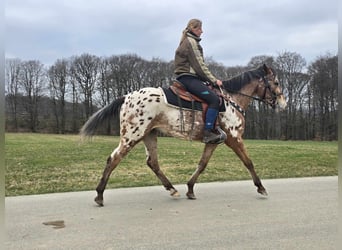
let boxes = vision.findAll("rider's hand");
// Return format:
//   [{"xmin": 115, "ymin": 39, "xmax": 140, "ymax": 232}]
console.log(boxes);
[{"xmin": 216, "ymin": 79, "xmax": 223, "ymax": 86}]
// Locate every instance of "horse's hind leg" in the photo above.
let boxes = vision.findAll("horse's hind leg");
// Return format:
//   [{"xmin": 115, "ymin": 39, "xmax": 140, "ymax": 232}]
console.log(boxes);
[
  {"xmin": 95, "ymin": 141, "xmax": 132, "ymax": 206},
  {"xmin": 225, "ymin": 137, "xmax": 267, "ymax": 196},
  {"xmin": 143, "ymin": 131, "xmax": 179, "ymax": 197},
  {"xmin": 186, "ymin": 143, "xmax": 218, "ymax": 199}
]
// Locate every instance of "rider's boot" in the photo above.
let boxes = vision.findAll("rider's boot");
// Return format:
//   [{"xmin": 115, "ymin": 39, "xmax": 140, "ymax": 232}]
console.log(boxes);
[
  {"xmin": 203, "ymin": 129, "xmax": 222, "ymax": 144},
  {"xmin": 202, "ymin": 108, "xmax": 226, "ymax": 144}
]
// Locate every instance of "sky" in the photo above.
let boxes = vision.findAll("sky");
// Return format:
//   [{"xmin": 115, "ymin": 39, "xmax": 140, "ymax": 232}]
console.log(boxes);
[{"xmin": 5, "ymin": 0, "xmax": 338, "ymax": 67}]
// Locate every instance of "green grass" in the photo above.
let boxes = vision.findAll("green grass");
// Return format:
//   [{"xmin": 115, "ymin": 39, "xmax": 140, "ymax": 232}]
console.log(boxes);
[{"xmin": 5, "ymin": 133, "xmax": 337, "ymax": 196}]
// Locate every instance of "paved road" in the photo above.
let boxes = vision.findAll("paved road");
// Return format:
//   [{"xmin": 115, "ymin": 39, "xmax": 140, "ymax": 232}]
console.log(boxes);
[{"xmin": 5, "ymin": 176, "xmax": 337, "ymax": 250}]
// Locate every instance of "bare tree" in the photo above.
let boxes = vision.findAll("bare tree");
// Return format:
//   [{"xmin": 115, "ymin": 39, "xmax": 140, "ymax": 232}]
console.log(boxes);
[
  {"xmin": 4, "ymin": 52, "xmax": 338, "ymax": 140},
  {"xmin": 308, "ymin": 54, "xmax": 337, "ymax": 140},
  {"xmin": 275, "ymin": 51, "xmax": 307, "ymax": 139},
  {"xmin": 145, "ymin": 57, "xmax": 172, "ymax": 88},
  {"xmin": 69, "ymin": 75, "xmax": 81, "ymax": 133},
  {"xmin": 95, "ymin": 57, "xmax": 115, "ymax": 134},
  {"xmin": 247, "ymin": 55, "xmax": 275, "ymax": 69},
  {"xmin": 70, "ymin": 54, "xmax": 100, "ymax": 119},
  {"xmin": 19, "ymin": 60, "xmax": 45, "ymax": 132},
  {"xmin": 48, "ymin": 59, "xmax": 69, "ymax": 133},
  {"xmin": 5, "ymin": 58, "xmax": 21, "ymax": 131},
  {"xmin": 106, "ymin": 54, "xmax": 147, "ymax": 96},
  {"xmin": 96, "ymin": 57, "xmax": 111, "ymax": 107},
  {"xmin": 131, "ymin": 57, "xmax": 150, "ymax": 89}
]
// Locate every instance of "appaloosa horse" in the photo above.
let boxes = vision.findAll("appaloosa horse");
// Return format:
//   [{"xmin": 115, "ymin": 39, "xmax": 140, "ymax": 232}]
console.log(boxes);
[{"xmin": 81, "ymin": 64, "xmax": 287, "ymax": 206}]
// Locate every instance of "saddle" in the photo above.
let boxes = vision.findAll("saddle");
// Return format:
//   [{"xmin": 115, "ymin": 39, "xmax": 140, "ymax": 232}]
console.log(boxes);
[
  {"xmin": 169, "ymin": 80, "xmax": 224, "ymax": 122},
  {"xmin": 170, "ymin": 80, "xmax": 207, "ymax": 103}
]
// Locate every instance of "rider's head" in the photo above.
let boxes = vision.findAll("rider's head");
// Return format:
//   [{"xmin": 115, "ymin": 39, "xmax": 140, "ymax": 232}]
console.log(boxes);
[
  {"xmin": 180, "ymin": 18, "xmax": 202, "ymax": 44},
  {"xmin": 186, "ymin": 19, "xmax": 202, "ymax": 31}
]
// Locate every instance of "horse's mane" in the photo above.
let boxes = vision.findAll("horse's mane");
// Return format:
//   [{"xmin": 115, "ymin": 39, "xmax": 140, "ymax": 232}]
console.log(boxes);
[{"xmin": 222, "ymin": 66, "xmax": 267, "ymax": 93}]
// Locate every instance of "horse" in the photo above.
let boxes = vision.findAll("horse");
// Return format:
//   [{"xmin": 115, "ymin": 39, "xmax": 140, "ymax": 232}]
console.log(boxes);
[{"xmin": 80, "ymin": 64, "xmax": 287, "ymax": 206}]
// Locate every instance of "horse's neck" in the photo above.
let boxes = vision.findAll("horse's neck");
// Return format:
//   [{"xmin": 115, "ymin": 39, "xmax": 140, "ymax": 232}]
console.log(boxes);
[{"xmin": 230, "ymin": 81, "xmax": 258, "ymax": 110}]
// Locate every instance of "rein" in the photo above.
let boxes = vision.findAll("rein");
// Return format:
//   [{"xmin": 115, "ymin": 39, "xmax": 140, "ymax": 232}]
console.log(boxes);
[
  {"xmin": 222, "ymin": 75, "xmax": 281, "ymax": 110},
  {"xmin": 225, "ymin": 77, "xmax": 269, "ymax": 104},
  {"xmin": 228, "ymin": 90, "xmax": 268, "ymax": 103}
]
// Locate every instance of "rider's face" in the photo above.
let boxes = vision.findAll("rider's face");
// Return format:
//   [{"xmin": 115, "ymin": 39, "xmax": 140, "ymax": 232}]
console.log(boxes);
[{"xmin": 192, "ymin": 26, "xmax": 203, "ymax": 37}]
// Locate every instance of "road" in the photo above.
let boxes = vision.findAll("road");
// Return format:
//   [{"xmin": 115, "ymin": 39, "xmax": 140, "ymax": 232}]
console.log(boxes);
[{"xmin": 5, "ymin": 176, "xmax": 337, "ymax": 250}]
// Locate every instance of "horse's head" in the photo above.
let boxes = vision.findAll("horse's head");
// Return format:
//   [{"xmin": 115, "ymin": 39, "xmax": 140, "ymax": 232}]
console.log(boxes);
[{"xmin": 258, "ymin": 64, "xmax": 287, "ymax": 110}]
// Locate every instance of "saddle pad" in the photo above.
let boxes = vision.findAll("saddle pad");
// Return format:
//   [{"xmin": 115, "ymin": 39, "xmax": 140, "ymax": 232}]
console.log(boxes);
[{"xmin": 161, "ymin": 87, "xmax": 226, "ymax": 112}]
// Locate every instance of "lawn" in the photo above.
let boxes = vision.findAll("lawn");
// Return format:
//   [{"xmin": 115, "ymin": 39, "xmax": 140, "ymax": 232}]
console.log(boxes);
[{"xmin": 5, "ymin": 133, "xmax": 338, "ymax": 196}]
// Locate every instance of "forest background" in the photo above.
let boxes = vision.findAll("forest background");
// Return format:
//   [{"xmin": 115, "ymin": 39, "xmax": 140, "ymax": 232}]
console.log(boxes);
[{"xmin": 5, "ymin": 51, "xmax": 338, "ymax": 141}]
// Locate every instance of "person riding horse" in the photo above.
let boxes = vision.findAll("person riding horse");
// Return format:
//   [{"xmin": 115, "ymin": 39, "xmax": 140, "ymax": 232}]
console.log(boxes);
[
  {"xmin": 174, "ymin": 18, "xmax": 225, "ymax": 144},
  {"xmin": 81, "ymin": 63, "xmax": 287, "ymax": 206}
]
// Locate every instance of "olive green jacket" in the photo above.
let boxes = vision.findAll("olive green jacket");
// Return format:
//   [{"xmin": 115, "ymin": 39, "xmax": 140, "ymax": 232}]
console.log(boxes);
[{"xmin": 174, "ymin": 32, "xmax": 217, "ymax": 84}]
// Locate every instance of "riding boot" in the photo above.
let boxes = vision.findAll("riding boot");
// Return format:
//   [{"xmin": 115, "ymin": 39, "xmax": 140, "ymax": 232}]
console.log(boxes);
[
  {"xmin": 202, "ymin": 108, "xmax": 224, "ymax": 144},
  {"xmin": 202, "ymin": 129, "xmax": 223, "ymax": 144}
]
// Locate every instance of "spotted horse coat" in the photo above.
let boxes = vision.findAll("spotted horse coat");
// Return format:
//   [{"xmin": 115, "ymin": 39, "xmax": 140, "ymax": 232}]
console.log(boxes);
[
  {"xmin": 81, "ymin": 64, "xmax": 287, "ymax": 206},
  {"xmin": 119, "ymin": 87, "xmax": 242, "ymax": 144}
]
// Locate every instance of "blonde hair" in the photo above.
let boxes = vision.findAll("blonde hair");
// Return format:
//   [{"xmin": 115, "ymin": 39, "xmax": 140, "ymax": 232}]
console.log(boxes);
[{"xmin": 179, "ymin": 18, "xmax": 202, "ymax": 44}]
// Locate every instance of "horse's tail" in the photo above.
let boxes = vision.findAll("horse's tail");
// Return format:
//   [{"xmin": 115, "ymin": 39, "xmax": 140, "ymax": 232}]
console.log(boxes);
[{"xmin": 80, "ymin": 96, "xmax": 125, "ymax": 138}]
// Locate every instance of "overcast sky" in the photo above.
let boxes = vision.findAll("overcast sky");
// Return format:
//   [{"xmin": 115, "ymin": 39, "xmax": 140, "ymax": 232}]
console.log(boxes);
[{"xmin": 5, "ymin": 0, "xmax": 338, "ymax": 67}]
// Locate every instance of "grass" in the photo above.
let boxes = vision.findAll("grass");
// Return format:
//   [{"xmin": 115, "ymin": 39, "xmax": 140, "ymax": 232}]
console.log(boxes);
[{"xmin": 5, "ymin": 133, "xmax": 338, "ymax": 196}]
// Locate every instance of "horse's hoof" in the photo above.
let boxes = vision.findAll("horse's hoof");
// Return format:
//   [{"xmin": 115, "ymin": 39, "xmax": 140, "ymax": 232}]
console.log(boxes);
[
  {"xmin": 258, "ymin": 188, "xmax": 268, "ymax": 196},
  {"xmin": 186, "ymin": 192, "xmax": 196, "ymax": 200},
  {"xmin": 94, "ymin": 196, "xmax": 104, "ymax": 206},
  {"xmin": 170, "ymin": 189, "xmax": 180, "ymax": 197},
  {"xmin": 172, "ymin": 191, "xmax": 180, "ymax": 197}
]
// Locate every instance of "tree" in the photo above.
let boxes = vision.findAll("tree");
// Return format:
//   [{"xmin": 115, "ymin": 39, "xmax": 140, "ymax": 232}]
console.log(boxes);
[
  {"xmin": 275, "ymin": 51, "xmax": 307, "ymax": 139},
  {"xmin": 308, "ymin": 54, "xmax": 337, "ymax": 140},
  {"xmin": 106, "ymin": 54, "xmax": 136, "ymax": 98},
  {"xmin": 70, "ymin": 53, "xmax": 100, "ymax": 119},
  {"xmin": 247, "ymin": 55, "xmax": 275, "ymax": 69},
  {"xmin": 48, "ymin": 59, "xmax": 69, "ymax": 133},
  {"xmin": 18, "ymin": 60, "xmax": 45, "ymax": 132},
  {"xmin": 145, "ymin": 57, "xmax": 172, "ymax": 88},
  {"xmin": 96, "ymin": 57, "xmax": 115, "ymax": 134},
  {"xmin": 5, "ymin": 58, "xmax": 21, "ymax": 131},
  {"xmin": 4, "ymin": 52, "xmax": 338, "ymax": 140}
]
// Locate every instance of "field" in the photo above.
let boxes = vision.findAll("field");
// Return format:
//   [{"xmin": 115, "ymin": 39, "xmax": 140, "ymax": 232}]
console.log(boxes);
[{"xmin": 5, "ymin": 133, "xmax": 338, "ymax": 196}]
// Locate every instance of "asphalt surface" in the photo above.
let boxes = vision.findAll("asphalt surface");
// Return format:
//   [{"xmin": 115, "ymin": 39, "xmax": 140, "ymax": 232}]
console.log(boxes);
[{"xmin": 5, "ymin": 176, "xmax": 337, "ymax": 250}]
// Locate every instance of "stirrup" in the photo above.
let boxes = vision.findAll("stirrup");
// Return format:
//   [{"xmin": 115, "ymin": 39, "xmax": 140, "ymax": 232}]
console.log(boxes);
[
  {"xmin": 202, "ymin": 127, "xmax": 227, "ymax": 144},
  {"xmin": 216, "ymin": 127, "xmax": 227, "ymax": 144}
]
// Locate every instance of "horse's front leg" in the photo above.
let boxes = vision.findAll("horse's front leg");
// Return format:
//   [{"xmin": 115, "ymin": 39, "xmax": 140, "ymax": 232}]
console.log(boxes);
[
  {"xmin": 186, "ymin": 143, "xmax": 218, "ymax": 199},
  {"xmin": 225, "ymin": 137, "xmax": 267, "ymax": 196}
]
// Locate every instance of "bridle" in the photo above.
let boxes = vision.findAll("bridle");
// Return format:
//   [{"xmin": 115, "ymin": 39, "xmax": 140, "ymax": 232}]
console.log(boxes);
[
  {"xmin": 225, "ymin": 74, "xmax": 282, "ymax": 107},
  {"xmin": 261, "ymin": 74, "xmax": 284, "ymax": 108},
  {"xmin": 262, "ymin": 73, "xmax": 283, "ymax": 108},
  {"xmin": 219, "ymin": 73, "xmax": 283, "ymax": 115}
]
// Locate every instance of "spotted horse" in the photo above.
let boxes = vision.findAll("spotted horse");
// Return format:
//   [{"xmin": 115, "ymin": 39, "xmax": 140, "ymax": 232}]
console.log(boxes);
[{"xmin": 80, "ymin": 64, "xmax": 287, "ymax": 206}]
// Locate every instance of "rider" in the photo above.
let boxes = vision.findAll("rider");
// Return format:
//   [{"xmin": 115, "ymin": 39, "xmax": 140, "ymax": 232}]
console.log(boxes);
[{"xmin": 174, "ymin": 18, "xmax": 224, "ymax": 144}]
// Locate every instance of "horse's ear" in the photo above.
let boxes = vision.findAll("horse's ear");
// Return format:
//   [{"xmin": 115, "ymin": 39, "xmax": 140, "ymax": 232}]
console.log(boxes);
[{"xmin": 263, "ymin": 63, "xmax": 269, "ymax": 72}]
